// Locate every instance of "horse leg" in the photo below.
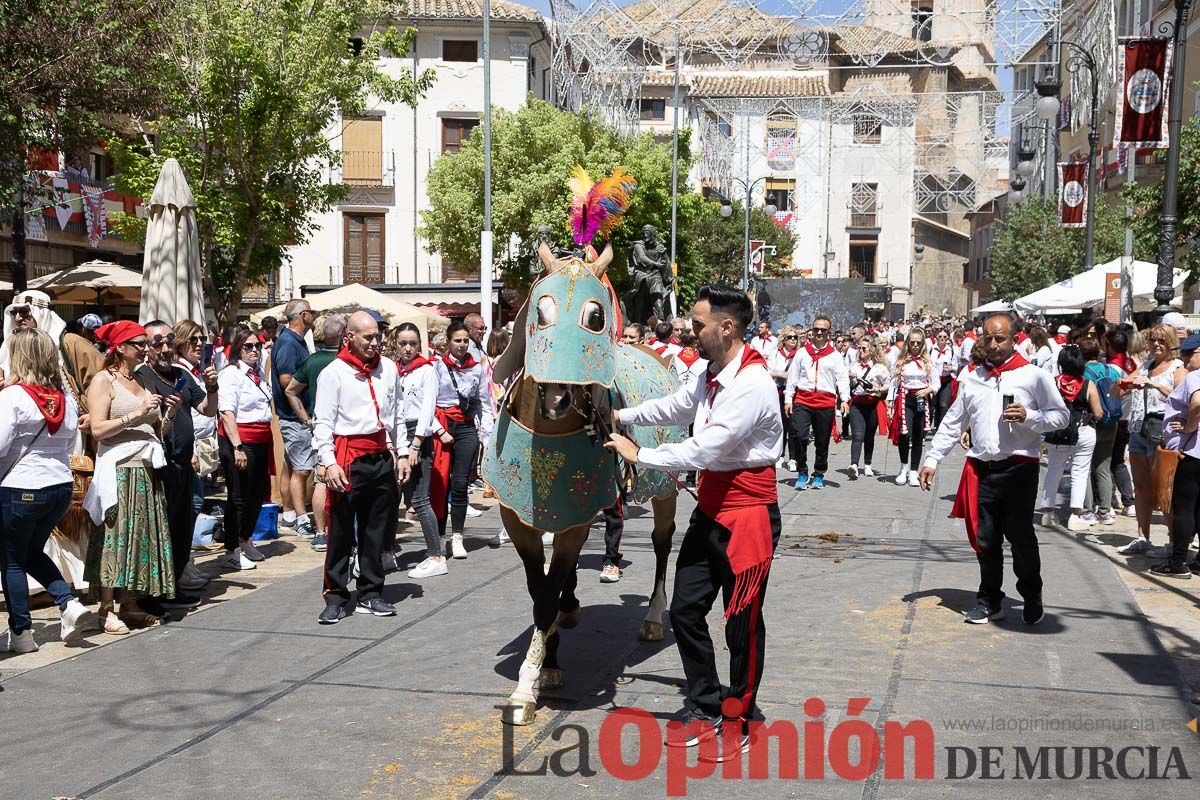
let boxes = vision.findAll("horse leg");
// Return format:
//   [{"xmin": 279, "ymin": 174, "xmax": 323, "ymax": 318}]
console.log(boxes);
[
  {"xmin": 501, "ymin": 513, "xmax": 587, "ymax": 725},
  {"xmin": 557, "ymin": 555, "xmax": 582, "ymax": 629},
  {"xmin": 639, "ymin": 494, "xmax": 677, "ymax": 642}
]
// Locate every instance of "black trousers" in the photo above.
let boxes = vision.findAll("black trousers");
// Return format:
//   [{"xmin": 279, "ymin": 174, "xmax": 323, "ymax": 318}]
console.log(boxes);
[
  {"xmin": 669, "ymin": 504, "xmax": 782, "ymax": 720},
  {"xmin": 848, "ymin": 400, "xmax": 878, "ymax": 467},
  {"xmin": 934, "ymin": 378, "xmax": 953, "ymax": 429},
  {"xmin": 897, "ymin": 393, "xmax": 927, "ymax": 470},
  {"xmin": 324, "ymin": 452, "xmax": 398, "ymax": 602},
  {"xmin": 975, "ymin": 459, "xmax": 1042, "ymax": 610},
  {"xmin": 776, "ymin": 393, "xmax": 801, "ymax": 463},
  {"xmin": 444, "ymin": 418, "xmax": 479, "ymax": 534},
  {"xmin": 603, "ymin": 499, "xmax": 623, "ymax": 566},
  {"xmin": 792, "ymin": 405, "xmax": 834, "ymax": 475},
  {"xmin": 157, "ymin": 460, "xmax": 197, "ymax": 584},
  {"xmin": 1169, "ymin": 455, "xmax": 1200, "ymax": 566},
  {"xmin": 217, "ymin": 436, "xmax": 270, "ymax": 550}
]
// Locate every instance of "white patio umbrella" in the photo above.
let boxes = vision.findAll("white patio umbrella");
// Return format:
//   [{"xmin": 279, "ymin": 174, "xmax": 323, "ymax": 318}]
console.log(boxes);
[
  {"xmin": 971, "ymin": 299, "xmax": 1012, "ymax": 314},
  {"xmin": 29, "ymin": 260, "xmax": 144, "ymax": 305},
  {"xmin": 1012, "ymin": 258, "xmax": 1185, "ymax": 315},
  {"xmin": 139, "ymin": 158, "xmax": 206, "ymax": 325}
]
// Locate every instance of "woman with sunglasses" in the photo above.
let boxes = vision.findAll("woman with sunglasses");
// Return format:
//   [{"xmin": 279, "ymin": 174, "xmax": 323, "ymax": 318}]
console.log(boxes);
[
  {"xmin": 1111, "ymin": 324, "xmax": 1186, "ymax": 555},
  {"xmin": 83, "ymin": 321, "xmax": 177, "ymax": 633},
  {"xmin": 848, "ymin": 338, "xmax": 890, "ymax": 479},
  {"xmin": 216, "ymin": 328, "xmax": 275, "ymax": 571},
  {"xmin": 889, "ymin": 327, "xmax": 936, "ymax": 487}
]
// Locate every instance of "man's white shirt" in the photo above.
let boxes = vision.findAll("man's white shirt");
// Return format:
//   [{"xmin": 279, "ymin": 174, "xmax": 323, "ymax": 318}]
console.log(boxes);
[
  {"xmin": 313, "ymin": 356, "xmax": 407, "ymax": 468},
  {"xmin": 785, "ymin": 345, "xmax": 851, "ymax": 400}
]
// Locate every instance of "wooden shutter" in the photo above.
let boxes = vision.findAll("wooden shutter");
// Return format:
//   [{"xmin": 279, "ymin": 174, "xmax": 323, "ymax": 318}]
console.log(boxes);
[{"xmin": 342, "ymin": 117, "xmax": 382, "ymax": 186}]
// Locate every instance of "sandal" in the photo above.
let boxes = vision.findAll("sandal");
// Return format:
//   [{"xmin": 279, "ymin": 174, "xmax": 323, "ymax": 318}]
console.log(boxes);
[
  {"xmin": 99, "ymin": 604, "xmax": 130, "ymax": 636},
  {"xmin": 118, "ymin": 604, "xmax": 162, "ymax": 628}
]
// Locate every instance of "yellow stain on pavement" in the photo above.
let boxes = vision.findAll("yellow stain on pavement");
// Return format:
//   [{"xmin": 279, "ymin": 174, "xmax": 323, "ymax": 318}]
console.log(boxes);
[{"xmin": 1188, "ymin": 718, "xmax": 1197, "ymax": 734}]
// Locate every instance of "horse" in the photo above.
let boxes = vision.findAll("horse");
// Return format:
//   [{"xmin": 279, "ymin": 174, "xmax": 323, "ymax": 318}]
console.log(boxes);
[{"xmin": 483, "ymin": 241, "xmax": 685, "ymax": 726}]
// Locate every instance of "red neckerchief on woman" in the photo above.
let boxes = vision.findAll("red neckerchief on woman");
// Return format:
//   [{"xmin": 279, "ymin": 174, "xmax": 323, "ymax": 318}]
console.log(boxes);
[
  {"xmin": 696, "ymin": 344, "xmax": 776, "ymax": 622},
  {"xmin": 443, "ymin": 352, "xmax": 477, "ymax": 372},
  {"xmin": 778, "ymin": 346, "xmax": 797, "ymax": 362},
  {"xmin": 1109, "ymin": 352, "xmax": 1135, "ymax": 374},
  {"xmin": 177, "ymin": 359, "xmax": 200, "ymax": 379},
  {"xmin": 17, "ymin": 383, "xmax": 66, "ymax": 434},
  {"xmin": 1056, "ymin": 374, "xmax": 1084, "ymax": 403},
  {"xmin": 676, "ymin": 346, "xmax": 702, "ymax": 368},
  {"xmin": 396, "ymin": 355, "xmax": 432, "ymax": 379}
]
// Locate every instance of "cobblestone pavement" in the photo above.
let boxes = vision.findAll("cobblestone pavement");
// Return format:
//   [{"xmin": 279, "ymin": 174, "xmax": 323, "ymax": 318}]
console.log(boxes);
[{"xmin": 2, "ymin": 440, "xmax": 1199, "ymax": 799}]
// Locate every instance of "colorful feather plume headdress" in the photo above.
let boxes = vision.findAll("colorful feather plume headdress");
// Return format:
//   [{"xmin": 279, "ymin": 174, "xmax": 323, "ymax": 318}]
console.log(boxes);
[{"xmin": 568, "ymin": 166, "xmax": 637, "ymax": 247}]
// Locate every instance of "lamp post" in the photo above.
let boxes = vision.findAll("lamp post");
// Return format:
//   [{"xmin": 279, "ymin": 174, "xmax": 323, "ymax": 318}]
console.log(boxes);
[
  {"xmin": 1035, "ymin": 69, "xmax": 1062, "ymax": 199},
  {"xmin": 1060, "ymin": 38, "xmax": 1101, "ymax": 272},
  {"xmin": 717, "ymin": 178, "xmax": 776, "ymax": 291},
  {"xmin": 1153, "ymin": 0, "xmax": 1194, "ymax": 317}
]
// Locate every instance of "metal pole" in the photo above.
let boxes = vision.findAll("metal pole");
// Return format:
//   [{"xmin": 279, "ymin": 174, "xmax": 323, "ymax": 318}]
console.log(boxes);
[
  {"xmin": 743, "ymin": 181, "xmax": 752, "ymax": 292},
  {"xmin": 668, "ymin": 23, "xmax": 681, "ymax": 319},
  {"xmin": 1121, "ymin": 154, "xmax": 1135, "ymax": 323},
  {"xmin": 1084, "ymin": 104, "xmax": 1099, "ymax": 271},
  {"xmin": 1154, "ymin": 0, "xmax": 1193, "ymax": 317},
  {"xmin": 11, "ymin": 186, "xmax": 26, "ymax": 293},
  {"xmin": 480, "ymin": 0, "xmax": 493, "ymax": 330}
]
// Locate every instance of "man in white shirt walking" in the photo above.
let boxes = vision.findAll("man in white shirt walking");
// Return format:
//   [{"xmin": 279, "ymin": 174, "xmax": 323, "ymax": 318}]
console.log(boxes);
[
  {"xmin": 784, "ymin": 316, "xmax": 849, "ymax": 490},
  {"xmin": 607, "ymin": 285, "xmax": 784, "ymax": 761},
  {"xmin": 919, "ymin": 314, "xmax": 1069, "ymax": 625},
  {"xmin": 749, "ymin": 320, "xmax": 778, "ymax": 360},
  {"xmin": 313, "ymin": 311, "xmax": 411, "ymax": 624}
]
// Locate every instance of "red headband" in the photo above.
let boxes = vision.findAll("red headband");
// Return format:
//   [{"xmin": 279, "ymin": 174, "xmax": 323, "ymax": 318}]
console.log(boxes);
[{"xmin": 95, "ymin": 320, "xmax": 147, "ymax": 349}]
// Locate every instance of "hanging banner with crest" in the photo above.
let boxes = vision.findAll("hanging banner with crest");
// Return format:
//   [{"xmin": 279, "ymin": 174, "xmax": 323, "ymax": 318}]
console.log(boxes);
[
  {"xmin": 1058, "ymin": 162, "xmax": 1087, "ymax": 228},
  {"xmin": 1113, "ymin": 37, "xmax": 1173, "ymax": 149}
]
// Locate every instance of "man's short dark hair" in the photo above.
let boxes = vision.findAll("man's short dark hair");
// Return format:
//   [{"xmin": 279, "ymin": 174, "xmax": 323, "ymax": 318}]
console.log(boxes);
[
  {"xmin": 1106, "ymin": 329, "xmax": 1128, "ymax": 353},
  {"xmin": 697, "ymin": 284, "xmax": 753, "ymax": 331},
  {"xmin": 260, "ymin": 316, "xmax": 278, "ymax": 331},
  {"xmin": 654, "ymin": 321, "xmax": 673, "ymax": 341}
]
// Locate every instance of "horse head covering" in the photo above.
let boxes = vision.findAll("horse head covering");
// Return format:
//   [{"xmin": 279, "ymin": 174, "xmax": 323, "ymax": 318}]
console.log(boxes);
[{"xmin": 0, "ymin": 290, "xmax": 67, "ymax": 373}]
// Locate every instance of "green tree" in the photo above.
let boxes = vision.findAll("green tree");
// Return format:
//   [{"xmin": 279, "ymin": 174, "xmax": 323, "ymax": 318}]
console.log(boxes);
[
  {"xmin": 110, "ymin": 0, "xmax": 434, "ymax": 325},
  {"xmin": 988, "ymin": 195, "xmax": 1124, "ymax": 302},
  {"xmin": 420, "ymin": 99, "xmax": 695, "ymax": 299},
  {"xmin": 679, "ymin": 198, "xmax": 796, "ymax": 309},
  {"xmin": 1126, "ymin": 121, "xmax": 1200, "ymax": 286},
  {"xmin": 0, "ymin": 0, "xmax": 166, "ymax": 207}
]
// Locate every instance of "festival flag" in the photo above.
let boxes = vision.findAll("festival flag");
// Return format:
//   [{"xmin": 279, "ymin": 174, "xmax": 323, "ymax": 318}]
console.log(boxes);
[
  {"xmin": 1058, "ymin": 162, "xmax": 1087, "ymax": 228},
  {"xmin": 1114, "ymin": 37, "xmax": 1173, "ymax": 148}
]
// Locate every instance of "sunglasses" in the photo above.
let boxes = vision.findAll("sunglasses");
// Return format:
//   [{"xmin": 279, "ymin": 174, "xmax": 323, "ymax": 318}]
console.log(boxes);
[
  {"xmin": 784, "ymin": 334, "xmax": 798, "ymax": 340},
  {"xmin": 1149, "ymin": 338, "xmax": 1171, "ymax": 345},
  {"xmin": 151, "ymin": 334, "xmax": 177, "ymax": 347},
  {"xmin": 242, "ymin": 342, "xmax": 262, "ymax": 352},
  {"xmin": 125, "ymin": 339, "xmax": 149, "ymax": 348},
  {"xmin": 812, "ymin": 327, "xmax": 830, "ymax": 335},
  {"xmin": 7, "ymin": 307, "xmax": 33, "ymax": 319},
  {"xmin": 188, "ymin": 335, "xmax": 208, "ymax": 345}
]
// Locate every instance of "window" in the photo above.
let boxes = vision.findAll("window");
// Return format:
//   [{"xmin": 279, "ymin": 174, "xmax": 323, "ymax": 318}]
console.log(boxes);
[
  {"xmin": 765, "ymin": 178, "xmax": 795, "ymax": 213},
  {"xmin": 344, "ymin": 213, "xmax": 385, "ymax": 284},
  {"xmin": 442, "ymin": 40, "xmax": 478, "ymax": 62},
  {"xmin": 639, "ymin": 98, "xmax": 666, "ymax": 121},
  {"xmin": 442, "ymin": 118, "xmax": 479, "ymax": 153},
  {"xmin": 766, "ymin": 117, "xmax": 797, "ymax": 170},
  {"xmin": 341, "ymin": 116, "xmax": 382, "ymax": 186},
  {"xmin": 849, "ymin": 241, "xmax": 878, "ymax": 283},
  {"xmin": 852, "ymin": 114, "xmax": 882, "ymax": 145},
  {"xmin": 850, "ymin": 182, "xmax": 879, "ymax": 227},
  {"xmin": 911, "ymin": 3, "xmax": 933, "ymax": 42},
  {"xmin": 442, "ymin": 259, "xmax": 479, "ymax": 282}
]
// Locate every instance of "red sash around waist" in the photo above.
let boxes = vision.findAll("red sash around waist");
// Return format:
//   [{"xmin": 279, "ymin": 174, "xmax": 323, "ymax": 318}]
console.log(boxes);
[
  {"xmin": 950, "ymin": 455, "xmax": 1040, "ymax": 552},
  {"xmin": 793, "ymin": 389, "xmax": 836, "ymax": 409},
  {"xmin": 220, "ymin": 421, "xmax": 276, "ymax": 476},
  {"xmin": 697, "ymin": 466, "xmax": 777, "ymax": 618},
  {"xmin": 332, "ymin": 429, "xmax": 389, "ymax": 492}
]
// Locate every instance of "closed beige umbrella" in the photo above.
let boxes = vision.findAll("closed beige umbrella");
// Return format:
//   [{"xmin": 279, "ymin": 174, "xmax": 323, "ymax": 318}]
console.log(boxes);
[{"xmin": 139, "ymin": 158, "xmax": 206, "ymax": 325}]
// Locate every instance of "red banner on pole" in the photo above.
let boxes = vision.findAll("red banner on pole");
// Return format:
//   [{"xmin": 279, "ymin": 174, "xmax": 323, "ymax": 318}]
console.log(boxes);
[
  {"xmin": 1058, "ymin": 162, "xmax": 1087, "ymax": 228},
  {"xmin": 1114, "ymin": 37, "xmax": 1173, "ymax": 149}
]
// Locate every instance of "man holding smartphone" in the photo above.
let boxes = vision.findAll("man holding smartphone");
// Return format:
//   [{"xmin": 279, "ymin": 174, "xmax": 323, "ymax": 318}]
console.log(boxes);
[
  {"xmin": 918, "ymin": 314, "xmax": 1068, "ymax": 626},
  {"xmin": 137, "ymin": 320, "xmax": 219, "ymax": 610}
]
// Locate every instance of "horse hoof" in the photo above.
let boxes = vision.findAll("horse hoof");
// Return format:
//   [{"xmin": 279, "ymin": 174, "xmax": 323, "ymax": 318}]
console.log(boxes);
[
  {"xmin": 538, "ymin": 668, "xmax": 564, "ymax": 691},
  {"xmin": 502, "ymin": 700, "xmax": 538, "ymax": 726},
  {"xmin": 639, "ymin": 620, "xmax": 664, "ymax": 642},
  {"xmin": 557, "ymin": 606, "xmax": 582, "ymax": 629}
]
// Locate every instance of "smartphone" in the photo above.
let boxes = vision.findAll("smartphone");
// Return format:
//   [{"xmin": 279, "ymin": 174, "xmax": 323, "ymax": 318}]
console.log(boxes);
[
  {"xmin": 1002, "ymin": 393, "xmax": 1014, "ymax": 408},
  {"xmin": 173, "ymin": 375, "xmax": 191, "ymax": 394},
  {"xmin": 200, "ymin": 343, "xmax": 214, "ymax": 371}
]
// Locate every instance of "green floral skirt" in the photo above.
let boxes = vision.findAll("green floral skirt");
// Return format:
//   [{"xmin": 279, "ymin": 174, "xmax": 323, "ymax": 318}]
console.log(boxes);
[{"xmin": 85, "ymin": 459, "xmax": 174, "ymax": 597}]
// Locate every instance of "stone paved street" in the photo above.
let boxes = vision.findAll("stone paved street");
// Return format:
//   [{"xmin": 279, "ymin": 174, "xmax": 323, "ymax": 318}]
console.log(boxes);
[{"xmin": 2, "ymin": 440, "xmax": 1200, "ymax": 799}]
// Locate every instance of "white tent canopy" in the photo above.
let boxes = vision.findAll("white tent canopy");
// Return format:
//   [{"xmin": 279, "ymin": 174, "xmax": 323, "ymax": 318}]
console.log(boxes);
[
  {"xmin": 1012, "ymin": 258, "xmax": 1186, "ymax": 315},
  {"xmin": 252, "ymin": 283, "xmax": 449, "ymax": 344},
  {"xmin": 971, "ymin": 299, "xmax": 1012, "ymax": 314}
]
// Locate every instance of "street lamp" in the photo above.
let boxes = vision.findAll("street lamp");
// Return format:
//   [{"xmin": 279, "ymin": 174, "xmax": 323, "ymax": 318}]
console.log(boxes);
[
  {"xmin": 718, "ymin": 177, "xmax": 775, "ymax": 290},
  {"xmin": 1015, "ymin": 127, "xmax": 1037, "ymax": 179},
  {"xmin": 1153, "ymin": 0, "xmax": 1194, "ymax": 317},
  {"xmin": 1057, "ymin": 37, "xmax": 1102, "ymax": 272},
  {"xmin": 1009, "ymin": 175, "xmax": 1027, "ymax": 204}
]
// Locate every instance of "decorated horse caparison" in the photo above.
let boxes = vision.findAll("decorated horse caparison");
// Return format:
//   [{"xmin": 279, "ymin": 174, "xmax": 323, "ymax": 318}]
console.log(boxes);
[{"xmin": 483, "ymin": 168, "xmax": 685, "ymax": 726}]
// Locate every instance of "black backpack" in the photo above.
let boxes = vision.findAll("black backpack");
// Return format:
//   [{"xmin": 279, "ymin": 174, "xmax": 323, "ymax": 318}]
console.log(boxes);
[{"xmin": 1043, "ymin": 379, "xmax": 1090, "ymax": 446}]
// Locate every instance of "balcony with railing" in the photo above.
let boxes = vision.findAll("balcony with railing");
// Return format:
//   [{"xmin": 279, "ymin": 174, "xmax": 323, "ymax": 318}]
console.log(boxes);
[
  {"xmin": 338, "ymin": 150, "xmax": 395, "ymax": 188},
  {"xmin": 327, "ymin": 263, "xmax": 403, "ymax": 285}
]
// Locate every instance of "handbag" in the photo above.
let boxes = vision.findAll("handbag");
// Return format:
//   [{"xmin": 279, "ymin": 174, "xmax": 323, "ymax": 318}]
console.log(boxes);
[{"xmin": 1142, "ymin": 412, "xmax": 1165, "ymax": 445}]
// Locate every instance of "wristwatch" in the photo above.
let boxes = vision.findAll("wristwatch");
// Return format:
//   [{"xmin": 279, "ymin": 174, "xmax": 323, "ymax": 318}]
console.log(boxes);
[{"xmin": 235, "ymin": 444, "xmax": 246, "ymax": 453}]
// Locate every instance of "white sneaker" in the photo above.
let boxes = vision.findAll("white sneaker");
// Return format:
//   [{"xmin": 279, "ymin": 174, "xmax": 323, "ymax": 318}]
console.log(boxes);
[
  {"xmin": 907, "ymin": 471, "xmax": 920, "ymax": 487},
  {"xmin": 241, "ymin": 539, "xmax": 266, "ymax": 562},
  {"xmin": 1097, "ymin": 509, "xmax": 1117, "ymax": 525},
  {"xmin": 222, "ymin": 548, "xmax": 256, "ymax": 570},
  {"xmin": 495, "ymin": 529, "xmax": 510, "ymax": 544},
  {"xmin": 465, "ymin": 505, "xmax": 484, "ymax": 518},
  {"xmin": 451, "ymin": 534, "xmax": 468, "ymax": 559},
  {"xmin": 895, "ymin": 465, "xmax": 910, "ymax": 486},
  {"xmin": 542, "ymin": 532, "xmax": 555, "ymax": 546},
  {"xmin": 787, "ymin": 459, "xmax": 797, "ymax": 472},
  {"xmin": 776, "ymin": 457, "xmax": 786, "ymax": 469},
  {"xmin": 1079, "ymin": 512, "xmax": 1099, "ymax": 526},
  {"xmin": 862, "ymin": 465, "xmax": 875, "ymax": 477},
  {"xmin": 59, "ymin": 599, "xmax": 96, "ymax": 641},
  {"xmin": 408, "ymin": 557, "xmax": 448, "ymax": 578},
  {"xmin": 1040, "ymin": 511, "xmax": 1056, "ymax": 528},
  {"xmin": 1066, "ymin": 514, "xmax": 1091, "ymax": 532},
  {"xmin": 1117, "ymin": 538, "xmax": 1151, "ymax": 555},
  {"xmin": 4, "ymin": 629, "xmax": 38, "ymax": 653},
  {"xmin": 847, "ymin": 464, "xmax": 859, "ymax": 480},
  {"xmin": 1123, "ymin": 505, "xmax": 1137, "ymax": 517}
]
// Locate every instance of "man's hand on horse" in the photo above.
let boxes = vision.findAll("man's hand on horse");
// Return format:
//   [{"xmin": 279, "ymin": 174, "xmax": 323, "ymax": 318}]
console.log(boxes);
[{"xmin": 604, "ymin": 433, "xmax": 640, "ymax": 464}]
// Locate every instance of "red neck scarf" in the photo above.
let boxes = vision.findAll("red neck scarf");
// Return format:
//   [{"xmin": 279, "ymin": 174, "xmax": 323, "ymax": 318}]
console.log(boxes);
[
  {"xmin": 1056, "ymin": 374, "xmax": 1084, "ymax": 403},
  {"xmin": 1109, "ymin": 352, "xmax": 1135, "ymax": 374},
  {"xmin": 981, "ymin": 352, "xmax": 1029, "ymax": 378},
  {"xmin": 705, "ymin": 346, "xmax": 766, "ymax": 394},
  {"xmin": 178, "ymin": 359, "xmax": 200, "ymax": 378},
  {"xmin": 245, "ymin": 365, "xmax": 263, "ymax": 386},
  {"xmin": 1015, "ymin": 331, "xmax": 1029, "ymax": 344},
  {"xmin": 396, "ymin": 355, "xmax": 432, "ymax": 379},
  {"xmin": 17, "ymin": 384, "xmax": 66, "ymax": 435},
  {"xmin": 779, "ymin": 346, "xmax": 797, "ymax": 360},
  {"xmin": 337, "ymin": 346, "xmax": 384, "ymax": 429},
  {"xmin": 676, "ymin": 347, "xmax": 702, "ymax": 368},
  {"xmin": 443, "ymin": 352, "xmax": 477, "ymax": 372},
  {"xmin": 805, "ymin": 341, "xmax": 833, "ymax": 362},
  {"xmin": 758, "ymin": 333, "xmax": 773, "ymax": 342}
]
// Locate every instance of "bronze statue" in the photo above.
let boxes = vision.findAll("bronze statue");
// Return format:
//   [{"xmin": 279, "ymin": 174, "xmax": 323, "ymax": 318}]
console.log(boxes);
[{"xmin": 626, "ymin": 224, "xmax": 672, "ymax": 324}]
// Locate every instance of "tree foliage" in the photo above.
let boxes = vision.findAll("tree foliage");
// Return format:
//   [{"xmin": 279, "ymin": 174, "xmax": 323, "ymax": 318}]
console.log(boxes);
[
  {"xmin": 110, "ymin": 0, "xmax": 434, "ymax": 325},
  {"xmin": 1126, "ymin": 121, "xmax": 1200, "ymax": 286},
  {"xmin": 988, "ymin": 195, "xmax": 1125, "ymax": 302},
  {"xmin": 680, "ymin": 198, "xmax": 796, "ymax": 309},
  {"xmin": 0, "ymin": 0, "xmax": 167, "ymax": 207}
]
